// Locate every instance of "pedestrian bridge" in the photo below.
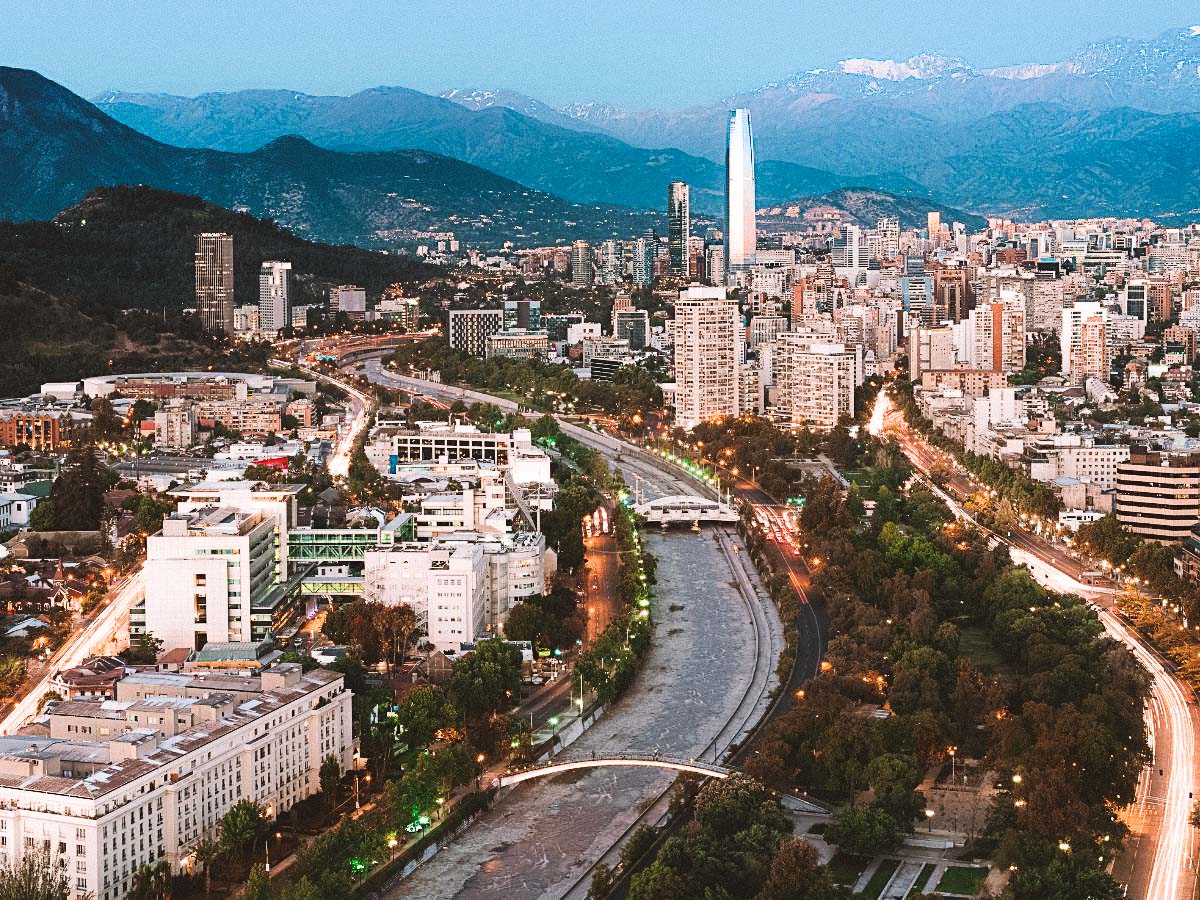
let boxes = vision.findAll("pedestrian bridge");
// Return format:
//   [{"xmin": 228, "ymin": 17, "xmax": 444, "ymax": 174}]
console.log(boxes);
[
  {"xmin": 493, "ymin": 753, "xmax": 830, "ymax": 814},
  {"xmin": 633, "ymin": 495, "xmax": 739, "ymax": 526}
]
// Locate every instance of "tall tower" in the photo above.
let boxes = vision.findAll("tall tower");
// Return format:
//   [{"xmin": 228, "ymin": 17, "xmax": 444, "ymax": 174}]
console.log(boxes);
[
  {"xmin": 194, "ymin": 233, "xmax": 234, "ymax": 336},
  {"xmin": 570, "ymin": 240, "xmax": 594, "ymax": 287},
  {"xmin": 724, "ymin": 109, "xmax": 756, "ymax": 280},
  {"xmin": 258, "ymin": 261, "xmax": 292, "ymax": 335},
  {"xmin": 667, "ymin": 181, "xmax": 690, "ymax": 277}
]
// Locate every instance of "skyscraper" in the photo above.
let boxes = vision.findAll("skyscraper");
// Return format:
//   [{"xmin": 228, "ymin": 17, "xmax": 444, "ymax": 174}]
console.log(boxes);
[
  {"xmin": 724, "ymin": 109, "xmax": 756, "ymax": 279},
  {"xmin": 632, "ymin": 237, "xmax": 654, "ymax": 287},
  {"xmin": 571, "ymin": 240, "xmax": 594, "ymax": 287},
  {"xmin": 667, "ymin": 181, "xmax": 690, "ymax": 277},
  {"xmin": 194, "ymin": 233, "xmax": 234, "ymax": 336},
  {"xmin": 258, "ymin": 261, "xmax": 292, "ymax": 335}
]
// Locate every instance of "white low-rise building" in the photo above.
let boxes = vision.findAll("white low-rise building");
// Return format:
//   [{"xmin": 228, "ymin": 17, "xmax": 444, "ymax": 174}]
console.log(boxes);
[{"xmin": 0, "ymin": 664, "xmax": 351, "ymax": 900}]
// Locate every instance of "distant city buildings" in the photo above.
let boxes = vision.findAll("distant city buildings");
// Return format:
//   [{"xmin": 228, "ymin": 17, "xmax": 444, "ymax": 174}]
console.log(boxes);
[{"xmin": 194, "ymin": 232, "xmax": 234, "ymax": 336}]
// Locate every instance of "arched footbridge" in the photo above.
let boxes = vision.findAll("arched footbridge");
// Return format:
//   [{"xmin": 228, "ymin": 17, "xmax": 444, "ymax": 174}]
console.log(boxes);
[{"xmin": 493, "ymin": 753, "xmax": 830, "ymax": 815}]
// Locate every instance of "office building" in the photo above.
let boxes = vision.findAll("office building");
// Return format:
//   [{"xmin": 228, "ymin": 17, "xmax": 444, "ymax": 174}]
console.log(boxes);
[
  {"xmin": 1116, "ymin": 448, "xmax": 1200, "ymax": 541},
  {"xmin": 503, "ymin": 299, "xmax": 542, "ymax": 331},
  {"xmin": 673, "ymin": 286, "xmax": 741, "ymax": 430},
  {"xmin": 194, "ymin": 233, "xmax": 234, "ymax": 336},
  {"xmin": 667, "ymin": 182, "xmax": 690, "ymax": 276},
  {"xmin": 571, "ymin": 240, "xmax": 594, "ymax": 287},
  {"xmin": 596, "ymin": 240, "xmax": 622, "ymax": 285},
  {"xmin": 485, "ymin": 331, "xmax": 549, "ymax": 360},
  {"xmin": 257, "ymin": 261, "xmax": 292, "ymax": 335},
  {"xmin": 613, "ymin": 309, "xmax": 650, "ymax": 350},
  {"xmin": 330, "ymin": 285, "xmax": 366, "ymax": 320},
  {"xmin": 449, "ymin": 309, "xmax": 504, "ymax": 357},
  {"xmin": 724, "ymin": 109, "xmax": 756, "ymax": 278},
  {"xmin": 376, "ymin": 295, "xmax": 421, "ymax": 331}
]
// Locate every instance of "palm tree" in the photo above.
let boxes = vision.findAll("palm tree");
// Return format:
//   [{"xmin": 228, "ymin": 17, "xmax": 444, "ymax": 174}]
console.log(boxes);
[
  {"xmin": 193, "ymin": 838, "xmax": 222, "ymax": 899},
  {"xmin": 128, "ymin": 860, "xmax": 171, "ymax": 900}
]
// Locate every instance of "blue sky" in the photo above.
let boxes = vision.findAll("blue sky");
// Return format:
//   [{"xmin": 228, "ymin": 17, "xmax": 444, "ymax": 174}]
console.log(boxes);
[{"xmin": 3, "ymin": 0, "xmax": 1194, "ymax": 108}]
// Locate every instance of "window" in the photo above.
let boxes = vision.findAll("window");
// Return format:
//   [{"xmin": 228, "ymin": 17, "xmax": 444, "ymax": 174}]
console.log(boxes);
[{"xmin": 194, "ymin": 574, "xmax": 206, "ymax": 587}]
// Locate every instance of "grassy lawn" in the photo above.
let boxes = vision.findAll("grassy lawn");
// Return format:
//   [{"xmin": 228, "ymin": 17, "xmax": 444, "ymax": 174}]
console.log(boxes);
[
  {"xmin": 908, "ymin": 862, "xmax": 937, "ymax": 897},
  {"xmin": 936, "ymin": 865, "xmax": 989, "ymax": 896},
  {"xmin": 862, "ymin": 858, "xmax": 900, "ymax": 900},
  {"xmin": 827, "ymin": 851, "xmax": 871, "ymax": 886},
  {"xmin": 843, "ymin": 469, "xmax": 881, "ymax": 501},
  {"xmin": 956, "ymin": 624, "xmax": 1013, "ymax": 675}
]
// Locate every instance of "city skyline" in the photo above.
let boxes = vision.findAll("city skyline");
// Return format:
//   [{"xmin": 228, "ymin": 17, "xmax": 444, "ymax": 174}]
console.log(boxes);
[{"xmin": 2, "ymin": 1, "xmax": 1192, "ymax": 108}]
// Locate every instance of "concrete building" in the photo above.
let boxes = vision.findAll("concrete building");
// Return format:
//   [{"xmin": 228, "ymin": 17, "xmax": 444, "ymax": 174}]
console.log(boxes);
[
  {"xmin": 233, "ymin": 304, "xmax": 259, "ymax": 337},
  {"xmin": 0, "ymin": 408, "xmax": 84, "ymax": 451},
  {"xmin": 194, "ymin": 233, "xmax": 234, "ymax": 336},
  {"xmin": 485, "ymin": 331, "xmax": 549, "ymax": 360},
  {"xmin": 257, "ymin": 261, "xmax": 292, "ymax": 336},
  {"xmin": 972, "ymin": 301, "xmax": 1026, "ymax": 373},
  {"xmin": 1061, "ymin": 301, "xmax": 1109, "ymax": 386},
  {"xmin": 908, "ymin": 326, "xmax": 956, "ymax": 380},
  {"xmin": 612, "ymin": 310, "xmax": 650, "ymax": 351},
  {"xmin": 330, "ymin": 285, "xmax": 366, "ymax": 320},
  {"xmin": 570, "ymin": 241, "xmax": 594, "ymax": 287},
  {"xmin": 673, "ymin": 287, "xmax": 741, "ymax": 430}
]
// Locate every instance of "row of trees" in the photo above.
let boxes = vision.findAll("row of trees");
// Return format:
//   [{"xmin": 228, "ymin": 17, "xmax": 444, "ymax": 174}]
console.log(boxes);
[{"xmin": 739, "ymin": 435, "xmax": 1147, "ymax": 898}]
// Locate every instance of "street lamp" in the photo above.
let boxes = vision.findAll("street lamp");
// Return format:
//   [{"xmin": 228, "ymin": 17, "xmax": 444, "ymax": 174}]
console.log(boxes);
[
  {"xmin": 388, "ymin": 836, "xmax": 398, "ymax": 862},
  {"xmin": 925, "ymin": 808, "xmax": 935, "ymax": 832}
]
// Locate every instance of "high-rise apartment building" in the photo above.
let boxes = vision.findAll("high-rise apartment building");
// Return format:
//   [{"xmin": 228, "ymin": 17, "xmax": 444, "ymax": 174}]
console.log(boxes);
[
  {"xmin": 907, "ymin": 325, "xmax": 956, "ymax": 380},
  {"xmin": 632, "ymin": 237, "xmax": 654, "ymax": 287},
  {"xmin": 596, "ymin": 240, "xmax": 623, "ymax": 285},
  {"xmin": 571, "ymin": 240, "xmax": 594, "ymax": 287},
  {"xmin": 449, "ymin": 309, "xmax": 504, "ymax": 357},
  {"xmin": 667, "ymin": 182, "xmax": 690, "ymax": 276},
  {"xmin": 194, "ymin": 233, "xmax": 234, "ymax": 335},
  {"xmin": 972, "ymin": 301, "xmax": 1026, "ymax": 373},
  {"xmin": 724, "ymin": 109, "xmax": 756, "ymax": 279},
  {"xmin": 1061, "ymin": 301, "xmax": 1109, "ymax": 385},
  {"xmin": 775, "ymin": 339, "xmax": 856, "ymax": 429},
  {"xmin": 258, "ymin": 261, "xmax": 292, "ymax": 335},
  {"xmin": 673, "ymin": 287, "xmax": 741, "ymax": 430}
]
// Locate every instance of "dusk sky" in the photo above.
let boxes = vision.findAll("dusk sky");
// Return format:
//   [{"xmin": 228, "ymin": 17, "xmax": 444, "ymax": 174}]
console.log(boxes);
[{"xmin": 4, "ymin": 0, "xmax": 1195, "ymax": 107}]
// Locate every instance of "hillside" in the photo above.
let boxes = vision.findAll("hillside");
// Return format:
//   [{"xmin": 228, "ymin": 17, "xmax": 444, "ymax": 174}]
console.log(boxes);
[
  {"xmin": 757, "ymin": 189, "xmax": 987, "ymax": 232},
  {"xmin": 0, "ymin": 68, "xmax": 659, "ymax": 247},
  {"xmin": 93, "ymin": 84, "xmax": 926, "ymax": 214},
  {"xmin": 0, "ymin": 185, "xmax": 436, "ymax": 315}
]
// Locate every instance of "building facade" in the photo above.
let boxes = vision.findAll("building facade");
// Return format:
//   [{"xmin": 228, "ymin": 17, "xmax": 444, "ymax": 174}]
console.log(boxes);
[
  {"xmin": 724, "ymin": 109, "xmax": 756, "ymax": 279},
  {"xmin": 667, "ymin": 182, "xmax": 690, "ymax": 277},
  {"xmin": 194, "ymin": 233, "xmax": 234, "ymax": 336},
  {"xmin": 257, "ymin": 261, "xmax": 292, "ymax": 336}
]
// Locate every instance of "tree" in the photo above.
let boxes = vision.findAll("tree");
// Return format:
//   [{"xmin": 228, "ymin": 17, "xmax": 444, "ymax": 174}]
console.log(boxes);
[
  {"xmin": 194, "ymin": 838, "xmax": 222, "ymax": 899},
  {"xmin": 128, "ymin": 860, "xmax": 171, "ymax": 900},
  {"xmin": 47, "ymin": 447, "xmax": 110, "ymax": 531},
  {"xmin": 448, "ymin": 639, "xmax": 522, "ymax": 730},
  {"xmin": 244, "ymin": 864, "xmax": 271, "ymax": 900},
  {"xmin": 37, "ymin": 690, "xmax": 62, "ymax": 712},
  {"xmin": 219, "ymin": 800, "xmax": 267, "ymax": 864},
  {"xmin": 395, "ymin": 685, "xmax": 456, "ymax": 749},
  {"xmin": 0, "ymin": 848, "xmax": 76, "ymax": 899},
  {"xmin": 374, "ymin": 603, "xmax": 419, "ymax": 673},
  {"xmin": 757, "ymin": 838, "xmax": 845, "ymax": 900},
  {"xmin": 320, "ymin": 754, "xmax": 341, "ymax": 813},
  {"xmin": 121, "ymin": 631, "xmax": 164, "ymax": 665},
  {"xmin": 825, "ymin": 804, "xmax": 901, "ymax": 855}
]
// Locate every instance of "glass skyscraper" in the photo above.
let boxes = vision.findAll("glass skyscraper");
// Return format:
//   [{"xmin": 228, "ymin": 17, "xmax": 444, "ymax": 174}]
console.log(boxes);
[
  {"xmin": 667, "ymin": 181, "xmax": 690, "ymax": 277},
  {"xmin": 724, "ymin": 108, "xmax": 756, "ymax": 280}
]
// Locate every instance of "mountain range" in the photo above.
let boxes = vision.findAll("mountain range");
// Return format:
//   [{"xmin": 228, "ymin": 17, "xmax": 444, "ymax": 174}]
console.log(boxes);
[
  {"xmin": 89, "ymin": 25, "xmax": 1200, "ymax": 222},
  {"xmin": 0, "ymin": 67, "xmax": 661, "ymax": 247}
]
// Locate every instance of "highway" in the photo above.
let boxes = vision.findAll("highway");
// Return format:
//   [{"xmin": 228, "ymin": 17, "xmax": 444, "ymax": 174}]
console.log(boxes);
[
  {"xmin": 291, "ymin": 361, "xmax": 373, "ymax": 479},
  {"xmin": 0, "ymin": 572, "xmax": 143, "ymax": 734},
  {"xmin": 871, "ymin": 389, "xmax": 1198, "ymax": 900}
]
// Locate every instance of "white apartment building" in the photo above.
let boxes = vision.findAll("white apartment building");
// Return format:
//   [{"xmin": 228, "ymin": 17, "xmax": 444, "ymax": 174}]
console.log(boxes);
[
  {"xmin": 1025, "ymin": 435, "xmax": 1130, "ymax": 489},
  {"xmin": 748, "ymin": 315, "xmax": 789, "ymax": 349},
  {"xmin": 362, "ymin": 542, "xmax": 487, "ymax": 651},
  {"xmin": 908, "ymin": 325, "xmax": 956, "ymax": 380},
  {"xmin": 1061, "ymin": 301, "xmax": 1109, "ymax": 386},
  {"xmin": 775, "ymin": 340, "xmax": 856, "ymax": 429},
  {"xmin": 672, "ymin": 287, "xmax": 741, "ymax": 430},
  {"xmin": 448, "ymin": 309, "xmax": 504, "ymax": 357},
  {"xmin": 153, "ymin": 402, "xmax": 195, "ymax": 451},
  {"xmin": 233, "ymin": 304, "xmax": 260, "ymax": 338},
  {"xmin": 0, "ymin": 664, "xmax": 351, "ymax": 900},
  {"xmin": 257, "ymin": 261, "xmax": 292, "ymax": 335}
]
